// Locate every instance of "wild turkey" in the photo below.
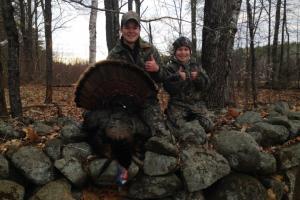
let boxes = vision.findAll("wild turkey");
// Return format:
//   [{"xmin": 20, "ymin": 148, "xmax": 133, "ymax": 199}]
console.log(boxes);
[
  {"xmin": 75, "ymin": 60, "xmax": 157, "ymax": 168},
  {"xmin": 75, "ymin": 60, "xmax": 157, "ymax": 110}
]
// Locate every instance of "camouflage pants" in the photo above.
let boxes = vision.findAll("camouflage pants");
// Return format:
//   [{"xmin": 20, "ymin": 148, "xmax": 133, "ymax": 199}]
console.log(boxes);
[
  {"xmin": 166, "ymin": 101, "xmax": 214, "ymax": 133},
  {"xmin": 140, "ymin": 98, "xmax": 170, "ymax": 138}
]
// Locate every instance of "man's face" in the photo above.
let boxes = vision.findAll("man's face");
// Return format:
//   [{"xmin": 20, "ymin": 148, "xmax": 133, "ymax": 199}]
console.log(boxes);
[{"xmin": 121, "ymin": 21, "xmax": 140, "ymax": 45}]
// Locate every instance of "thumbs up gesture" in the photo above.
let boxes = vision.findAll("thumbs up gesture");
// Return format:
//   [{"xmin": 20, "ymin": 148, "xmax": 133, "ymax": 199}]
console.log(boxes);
[
  {"xmin": 145, "ymin": 55, "xmax": 159, "ymax": 72},
  {"xmin": 178, "ymin": 66, "xmax": 186, "ymax": 80}
]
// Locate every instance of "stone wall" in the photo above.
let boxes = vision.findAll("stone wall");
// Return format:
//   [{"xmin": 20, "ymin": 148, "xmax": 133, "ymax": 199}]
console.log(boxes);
[{"xmin": 0, "ymin": 101, "xmax": 300, "ymax": 200}]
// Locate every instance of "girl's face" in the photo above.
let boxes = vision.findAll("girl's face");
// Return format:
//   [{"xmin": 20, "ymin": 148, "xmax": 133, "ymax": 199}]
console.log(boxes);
[
  {"xmin": 121, "ymin": 21, "xmax": 140, "ymax": 46},
  {"xmin": 175, "ymin": 46, "xmax": 191, "ymax": 64}
]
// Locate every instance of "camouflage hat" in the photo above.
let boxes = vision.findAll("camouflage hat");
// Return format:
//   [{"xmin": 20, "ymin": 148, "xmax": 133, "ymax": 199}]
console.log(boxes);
[
  {"xmin": 121, "ymin": 11, "xmax": 140, "ymax": 27},
  {"xmin": 172, "ymin": 36, "xmax": 192, "ymax": 51}
]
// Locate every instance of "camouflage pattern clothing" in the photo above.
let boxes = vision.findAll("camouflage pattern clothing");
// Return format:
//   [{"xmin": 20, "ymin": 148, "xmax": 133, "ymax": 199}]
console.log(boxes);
[
  {"xmin": 107, "ymin": 37, "xmax": 164, "ymax": 83},
  {"xmin": 107, "ymin": 37, "xmax": 169, "ymax": 138},
  {"xmin": 163, "ymin": 57, "xmax": 214, "ymax": 132}
]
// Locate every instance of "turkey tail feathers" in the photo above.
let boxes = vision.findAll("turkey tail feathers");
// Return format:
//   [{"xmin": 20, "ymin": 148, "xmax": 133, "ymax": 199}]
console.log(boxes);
[{"xmin": 74, "ymin": 60, "xmax": 158, "ymax": 110}]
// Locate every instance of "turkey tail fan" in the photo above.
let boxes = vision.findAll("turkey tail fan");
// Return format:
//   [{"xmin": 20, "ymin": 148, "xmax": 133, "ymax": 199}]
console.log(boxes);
[{"xmin": 74, "ymin": 60, "xmax": 158, "ymax": 110}]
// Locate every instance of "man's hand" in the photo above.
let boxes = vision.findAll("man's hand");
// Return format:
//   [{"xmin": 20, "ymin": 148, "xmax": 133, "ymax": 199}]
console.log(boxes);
[
  {"xmin": 178, "ymin": 66, "xmax": 186, "ymax": 80},
  {"xmin": 145, "ymin": 55, "xmax": 159, "ymax": 72}
]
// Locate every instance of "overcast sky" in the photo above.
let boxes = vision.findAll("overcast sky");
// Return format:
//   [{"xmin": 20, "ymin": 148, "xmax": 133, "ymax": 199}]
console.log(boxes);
[
  {"xmin": 52, "ymin": 0, "xmax": 300, "ymax": 63},
  {"xmin": 52, "ymin": 0, "xmax": 198, "ymax": 62}
]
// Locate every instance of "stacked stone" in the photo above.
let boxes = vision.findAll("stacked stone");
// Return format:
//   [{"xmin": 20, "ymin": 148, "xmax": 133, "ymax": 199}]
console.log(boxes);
[{"xmin": 0, "ymin": 101, "xmax": 299, "ymax": 200}]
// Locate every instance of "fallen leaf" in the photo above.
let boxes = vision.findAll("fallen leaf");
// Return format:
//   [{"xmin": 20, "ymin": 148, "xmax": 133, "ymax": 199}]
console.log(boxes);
[
  {"xmin": 23, "ymin": 127, "xmax": 40, "ymax": 143},
  {"xmin": 267, "ymin": 188, "xmax": 276, "ymax": 200}
]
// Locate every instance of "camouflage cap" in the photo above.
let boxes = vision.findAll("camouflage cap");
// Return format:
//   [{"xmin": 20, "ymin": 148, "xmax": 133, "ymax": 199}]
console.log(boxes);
[
  {"xmin": 172, "ymin": 36, "xmax": 192, "ymax": 51},
  {"xmin": 121, "ymin": 11, "xmax": 140, "ymax": 27}
]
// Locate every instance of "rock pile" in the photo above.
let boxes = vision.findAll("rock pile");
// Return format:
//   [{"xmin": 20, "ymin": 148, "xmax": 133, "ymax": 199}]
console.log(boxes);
[{"xmin": 0, "ymin": 101, "xmax": 299, "ymax": 200}]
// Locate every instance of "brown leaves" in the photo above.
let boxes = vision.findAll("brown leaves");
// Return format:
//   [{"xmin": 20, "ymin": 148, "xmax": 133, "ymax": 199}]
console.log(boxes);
[
  {"xmin": 82, "ymin": 186, "xmax": 126, "ymax": 200},
  {"xmin": 23, "ymin": 127, "xmax": 40, "ymax": 143}
]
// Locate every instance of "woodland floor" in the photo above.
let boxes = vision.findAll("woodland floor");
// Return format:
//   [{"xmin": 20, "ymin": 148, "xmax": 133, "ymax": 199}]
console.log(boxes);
[
  {"xmin": 11, "ymin": 84, "xmax": 300, "ymax": 122},
  {"xmin": 1, "ymin": 84, "xmax": 300, "ymax": 199}
]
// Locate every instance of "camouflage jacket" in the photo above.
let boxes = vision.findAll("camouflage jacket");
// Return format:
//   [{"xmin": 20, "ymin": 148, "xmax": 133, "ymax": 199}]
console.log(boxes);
[
  {"xmin": 163, "ymin": 57, "xmax": 210, "ymax": 104},
  {"xmin": 107, "ymin": 37, "xmax": 163, "ymax": 83}
]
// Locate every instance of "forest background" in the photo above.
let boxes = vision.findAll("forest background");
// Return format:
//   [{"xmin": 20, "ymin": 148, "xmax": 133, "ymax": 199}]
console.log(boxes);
[{"xmin": 0, "ymin": 0, "xmax": 300, "ymax": 119}]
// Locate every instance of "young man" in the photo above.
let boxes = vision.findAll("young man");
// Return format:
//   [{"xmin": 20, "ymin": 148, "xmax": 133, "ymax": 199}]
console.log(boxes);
[
  {"xmin": 107, "ymin": 11, "xmax": 163, "ymax": 83},
  {"xmin": 107, "ymin": 11, "xmax": 168, "ymax": 138},
  {"xmin": 106, "ymin": 11, "xmax": 172, "ymax": 185}
]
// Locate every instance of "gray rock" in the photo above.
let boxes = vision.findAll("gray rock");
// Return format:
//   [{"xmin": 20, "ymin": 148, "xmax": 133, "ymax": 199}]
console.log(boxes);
[
  {"xmin": 60, "ymin": 124, "xmax": 86, "ymax": 142},
  {"xmin": 212, "ymin": 130, "xmax": 261, "ymax": 173},
  {"xmin": 268, "ymin": 110, "xmax": 282, "ymax": 117},
  {"xmin": 128, "ymin": 162, "xmax": 139, "ymax": 181},
  {"xmin": 288, "ymin": 112, "xmax": 300, "ymax": 120},
  {"xmin": 56, "ymin": 117, "xmax": 80, "ymax": 127},
  {"xmin": 45, "ymin": 138, "xmax": 63, "ymax": 160},
  {"xmin": 267, "ymin": 116, "xmax": 298, "ymax": 136},
  {"xmin": 173, "ymin": 190, "xmax": 205, "ymax": 200},
  {"xmin": 93, "ymin": 160, "xmax": 118, "ymax": 186},
  {"xmin": 88, "ymin": 158, "xmax": 108, "ymax": 178},
  {"xmin": 143, "ymin": 151, "xmax": 178, "ymax": 176},
  {"xmin": 272, "ymin": 101, "xmax": 290, "ymax": 115},
  {"xmin": 0, "ymin": 154, "xmax": 9, "ymax": 178},
  {"xmin": 0, "ymin": 121, "xmax": 25, "ymax": 139},
  {"xmin": 257, "ymin": 151, "xmax": 277, "ymax": 175},
  {"xmin": 206, "ymin": 173, "xmax": 267, "ymax": 200},
  {"xmin": 32, "ymin": 121, "xmax": 54, "ymax": 136},
  {"xmin": 248, "ymin": 122, "xmax": 289, "ymax": 146},
  {"xmin": 0, "ymin": 180, "xmax": 25, "ymax": 200},
  {"xmin": 180, "ymin": 146, "xmax": 230, "ymax": 192},
  {"xmin": 145, "ymin": 136, "xmax": 178, "ymax": 156},
  {"xmin": 246, "ymin": 131, "xmax": 263, "ymax": 145},
  {"xmin": 11, "ymin": 146, "xmax": 54, "ymax": 185},
  {"xmin": 290, "ymin": 120, "xmax": 300, "ymax": 136},
  {"xmin": 62, "ymin": 142, "xmax": 92, "ymax": 160},
  {"xmin": 235, "ymin": 111, "xmax": 262, "ymax": 126},
  {"xmin": 277, "ymin": 142, "xmax": 300, "ymax": 170},
  {"xmin": 129, "ymin": 174, "xmax": 182, "ymax": 199},
  {"xmin": 29, "ymin": 179, "xmax": 75, "ymax": 200},
  {"xmin": 177, "ymin": 120, "xmax": 207, "ymax": 145},
  {"xmin": 54, "ymin": 157, "xmax": 87, "ymax": 187}
]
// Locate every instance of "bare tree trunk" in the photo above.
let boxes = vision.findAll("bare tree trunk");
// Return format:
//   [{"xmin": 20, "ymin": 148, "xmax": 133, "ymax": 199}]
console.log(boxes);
[
  {"xmin": 246, "ymin": 0, "xmax": 257, "ymax": 108},
  {"xmin": 26, "ymin": 0, "xmax": 34, "ymax": 81},
  {"xmin": 267, "ymin": 0, "xmax": 272, "ymax": 82},
  {"xmin": 173, "ymin": 0, "xmax": 183, "ymax": 36},
  {"xmin": 89, "ymin": 0, "xmax": 98, "ymax": 64},
  {"xmin": 134, "ymin": 0, "xmax": 141, "ymax": 15},
  {"xmin": 272, "ymin": 0, "xmax": 281, "ymax": 88},
  {"xmin": 148, "ymin": 22, "xmax": 153, "ymax": 44},
  {"xmin": 128, "ymin": 0, "xmax": 133, "ymax": 11},
  {"xmin": 191, "ymin": 0, "xmax": 197, "ymax": 59},
  {"xmin": 279, "ymin": 0, "xmax": 286, "ymax": 88},
  {"xmin": 34, "ymin": 0, "xmax": 40, "ymax": 75},
  {"xmin": 43, "ymin": 0, "xmax": 53, "ymax": 103},
  {"xmin": 19, "ymin": 0, "xmax": 34, "ymax": 83},
  {"xmin": 202, "ymin": 0, "xmax": 242, "ymax": 108},
  {"xmin": 297, "ymin": 11, "xmax": 300, "ymax": 88},
  {"xmin": 0, "ymin": 59, "xmax": 8, "ymax": 117},
  {"xmin": 284, "ymin": 0, "xmax": 290, "ymax": 87},
  {"xmin": 104, "ymin": 0, "xmax": 119, "ymax": 52},
  {"xmin": 244, "ymin": 12, "xmax": 251, "ymax": 110},
  {"xmin": 1, "ymin": 0, "xmax": 23, "ymax": 117}
]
